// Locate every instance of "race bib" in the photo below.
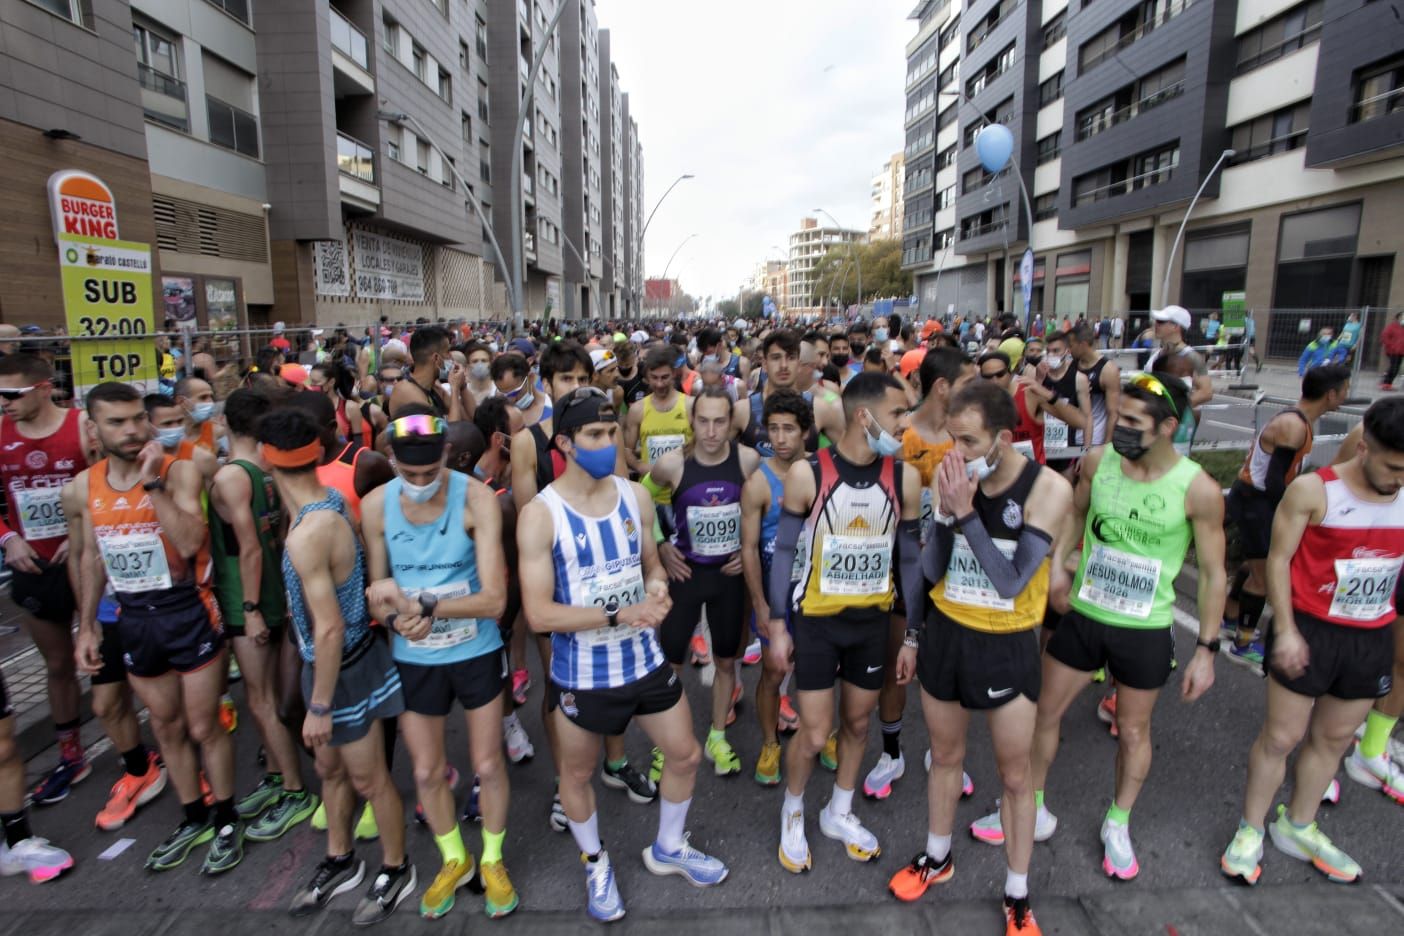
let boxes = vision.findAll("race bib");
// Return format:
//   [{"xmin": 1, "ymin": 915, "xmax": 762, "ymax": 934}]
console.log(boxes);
[
  {"xmin": 819, "ymin": 534, "xmax": 891, "ymax": 596},
  {"xmin": 98, "ymin": 531, "xmax": 172, "ymax": 593},
  {"xmin": 577, "ymin": 564, "xmax": 647, "ymax": 646},
  {"xmin": 1044, "ymin": 417, "xmax": 1069, "ymax": 456},
  {"xmin": 15, "ymin": 486, "xmax": 66, "ymax": 541},
  {"xmin": 645, "ymin": 434, "xmax": 685, "ymax": 463},
  {"xmin": 1012, "ymin": 439, "xmax": 1035, "ymax": 460},
  {"xmin": 404, "ymin": 582, "xmax": 479, "ymax": 650},
  {"xmin": 943, "ymin": 534, "xmax": 1017, "ymax": 611},
  {"xmin": 1077, "ymin": 545, "xmax": 1161, "ymax": 620},
  {"xmin": 686, "ymin": 502, "xmax": 741, "ymax": 556},
  {"xmin": 919, "ymin": 488, "xmax": 935, "ymax": 544},
  {"xmin": 1328, "ymin": 556, "xmax": 1403, "ymax": 621}
]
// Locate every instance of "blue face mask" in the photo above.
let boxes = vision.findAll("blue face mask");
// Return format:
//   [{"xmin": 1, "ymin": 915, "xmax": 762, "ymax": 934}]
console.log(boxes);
[
  {"xmin": 863, "ymin": 412, "xmax": 902, "ymax": 457},
  {"xmin": 574, "ymin": 443, "xmax": 617, "ymax": 479},
  {"xmin": 156, "ymin": 426, "xmax": 185, "ymax": 450},
  {"xmin": 191, "ymin": 402, "xmax": 215, "ymax": 424}
]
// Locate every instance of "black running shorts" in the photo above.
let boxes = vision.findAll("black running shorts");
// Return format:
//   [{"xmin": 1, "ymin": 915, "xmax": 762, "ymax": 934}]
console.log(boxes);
[
  {"xmin": 659, "ymin": 564, "xmax": 746, "ymax": 665},
  {"xmin": 1045, "ymin": 609, "xmax": 1174, "ymax": 691},
  {"xmin": 793, "ymin": 607, "xmax": 889, "ymax": 692},
  {"xmin": 9, "ymin": 561, "xmax": 75, "ymax": 625},
  {"xmin": 1226, "ymin": 482, "xmax": 1275, "ymax": 561},
  {"xmin": 115, "ymin": 588, "xmax": 224, "ymax": 679},
  {"xmin": 398, "ymin": 649, "xmax": 508, "ymax": 716},
  {"xmin": 553, "ymin": 664, "xmax": 682, "ymax": 737},
  {"xmin": 1268, "ymin": 610, "xmax": 1395, "ymax": 701},
  {"xmin": 918, "ymin": 609, "xmax": 1041, "ymax": 710}
]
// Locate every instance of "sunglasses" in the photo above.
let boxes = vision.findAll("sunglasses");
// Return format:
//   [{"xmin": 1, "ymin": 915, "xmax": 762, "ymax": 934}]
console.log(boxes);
[
  {"xmin": 1127, "ymin": 373, "xmax": 1180, "ymax": 419},
  {"xmin": 0, "ymin": 384, "xmax": 41, "ymax": 401},
  {"xmin": 388, "ymin": 414, "xmax": 447, "ymax": 440},
  {"xmin": 979, "ymin": 369, "xmax": 1009, "ymax": 380}
]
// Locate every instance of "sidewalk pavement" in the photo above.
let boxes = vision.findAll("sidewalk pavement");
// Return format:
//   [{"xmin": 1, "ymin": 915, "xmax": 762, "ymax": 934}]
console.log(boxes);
[
  {"xmin": 0, "ymin": 590, "xmax": 91, "ymax": 763},
  {"xmin": 1, "ymin": 883, "xmax": 1401, "ymax": 935}
]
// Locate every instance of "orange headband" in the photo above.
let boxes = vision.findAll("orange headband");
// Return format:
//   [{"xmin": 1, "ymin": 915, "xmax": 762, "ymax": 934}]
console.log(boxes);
[{"xmin": 263, "ymin": 440, "xmax": 322, "ymax": 468}]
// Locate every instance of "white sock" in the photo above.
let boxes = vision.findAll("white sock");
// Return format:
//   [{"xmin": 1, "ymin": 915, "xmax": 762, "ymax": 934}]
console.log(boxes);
[
  {"xmin": 1005, "ymin": 868, "xmax": 1028, "ymax": 899},
  {"xmin": 783, "ymin": 790, "xmax": 804, "ymax": 816},
  {"xmin": 780, "ymin": 670, "xmax": 792, "ymax": 697},
  {"xmin": 655, "ymin": 796, "xmax": 690, "ymax": 853},
  {"xmin": 828, "ymin": 783, "xmax": 854, "ymax": 817},
  {"xmin": 926, "ymin": 832, "xmax": 951, "ymax": 862},
  {"xmin": 567, "ymin": 812, "xmax": 602, "ymax": 856},
  {"xmin": 502, "ymin": 711, "xmax": 521, "ymax": 732}
]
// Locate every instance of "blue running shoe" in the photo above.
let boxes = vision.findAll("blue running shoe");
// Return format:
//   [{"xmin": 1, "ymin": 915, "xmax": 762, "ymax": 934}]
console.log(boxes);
[
  {"xmin": 641, "ymin": 836, "xmax": 729, "ymax": 888},
  {"xmin": 31, "ymin": 758, "xmax": 92, "ymax": 806},
  {"xmin": 460, "ymin": 775, "xmax": 482, "ymax": 824},
  {"xmin": 582, "ymin": 849, "xmax": 625, "ymax": 922},
  {"xmin": 1229, "ymin": 639, "xmax": 1265, "ymax": 670}
]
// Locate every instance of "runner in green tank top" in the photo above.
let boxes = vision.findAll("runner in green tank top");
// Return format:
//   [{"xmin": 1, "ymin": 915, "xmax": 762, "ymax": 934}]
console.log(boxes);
[
  {"xmin": 208, "ymin": 389, "xmax": 318, "ymax": 842},
  {"xmin": 970, "ymin": 371, "xmax": 1226, "ymax": 883}
]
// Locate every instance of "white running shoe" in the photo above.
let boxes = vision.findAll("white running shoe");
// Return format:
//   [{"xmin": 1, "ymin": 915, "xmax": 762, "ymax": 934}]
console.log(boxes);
[
  {"xmin": 922, "ymin": 750, "xmax": 973, "ymax": 797},
  {"xmin": 0, "ymin": 837, "xmax": 74, "ymax": 883},
  {"xmin": 503, "ymin": 715, "xmax": 535, "ymax": 764},
  {"xmin": 969, "ymin": 802, "xmax": 1059, "ymax": 845},
  {"xmin": 818, "ymin": 805, "xmax": 880, "ymax": 862},
  {"xmin": 1100, "ymin": 819, "xmax": 1139, "ymax": 880},
  {"xmin": 778, "ymin": 806, "xmax": 811, "ymax": 873},
  {"xmin": 862, "ymin": 752, "xmax": 905, "ymax": 800},
  {"xmin": 1344, "ymin": 742, "xmax": 1404, "ymax": 803}
]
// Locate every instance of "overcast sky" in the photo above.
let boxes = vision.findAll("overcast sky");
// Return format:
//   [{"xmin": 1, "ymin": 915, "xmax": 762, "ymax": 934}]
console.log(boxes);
[{"xmin": 594, "ymin": 0, "xmax": 911, "ymax": 303}]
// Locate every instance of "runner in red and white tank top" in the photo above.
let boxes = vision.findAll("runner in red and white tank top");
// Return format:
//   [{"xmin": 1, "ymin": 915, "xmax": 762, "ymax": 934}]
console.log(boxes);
[{"xmin": 0, "ymin": 405, "xmax": 87, "ymax": 563}]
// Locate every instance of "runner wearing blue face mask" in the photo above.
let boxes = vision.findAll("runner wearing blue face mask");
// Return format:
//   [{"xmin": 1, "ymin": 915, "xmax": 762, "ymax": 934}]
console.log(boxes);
[
  {"xmin": 145, "ymin": 394, "xmax": 218, "ymax": 483},
  {"xmin": 174, "ymin": 376, "xmax": 225, "ymax": 458}
]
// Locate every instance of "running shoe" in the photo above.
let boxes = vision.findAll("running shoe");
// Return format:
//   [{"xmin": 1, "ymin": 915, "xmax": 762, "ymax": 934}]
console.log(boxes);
[
  {"xmin": 1323, "ymin": 778, "xmax": 1341, "ymax": 805},
  {"xmin": 1097, "ymin": 691, "xmax": 1119, "ymax": 739},
  {"xmin": 649, "ymin": 746, "xmax": 665, "ymax": 783},
  {"xmin": 219, "ymin": 694, "xmax": 238, "ymax": 734},
  {"xmin": 311, "ymin": 800, "xmax": 327, "ymax": 831},
  {"xmin": 642, "ymin": 836, "xmax": 729, "ymax": 887},
  {"xmin": 415, "ymin": 766, "xmax": 461, "ymax": 824},
  {"xmin": 725, "ymin": 682, "xmax": 743, "ymax": 727},
  {"xmin": 504, "ymin": 717, "xmax": 534, "ymax": 764},
  {"xmin": 583, "ymin": 850, "xmax": 626, "ymax": 922},
  {"xmin": 420, "ymin": 856, "xmax": 476, "ymax": 920},
  {"xmin": 1090, "ymin": 667, "xmax": 1106, "ymax": 683},
  {"xmin": 778, "ymin": 695, "xmax": 800, "ymax": 734},
  {"xmin": 290, "ymin": 855, "xmax": 365, "ymax": 916},
  {"xmin": 1345, "ymin": 742, "xmax": 1404, "ymax": 803},
  {"xmin": 548, "ymin": 790, "xmax": 567, "ymax": 832},
  {"xmin": 743, "ymin": 638, "xmax": 762, "ymax": 666},
  {"xmin": 201, "ymin": 820, "xmax": 245, "ymax": 875},
  {"xmin": 228, "ymin": 656, "xmax": 242, "ymax": 683},
  {"xmin": 463, "ymin": 776, "xmax": 483, "ymax": 825},
  {"xmin": 199, "ymin": 772, "xmax": 214, "ymax": 807},
  {"xmin": 1267, "ymin": 803, "xmax": 1361, "ymax": 883},
  {"xmin": 755, "ymin": 741, "xmax": 782, "ymax": 786},
  {"xmin": 511, "ymin": 668, "xmax": 531, "ymax": 707},
  {"xmin": 353, "ymin": 862, "xmax": 417, "ymax": 926},
  {"xmin": 778, "ymin": 805, "xmax": 811, "ymax": 873},
  {"xmin": 863, "ymin": 752, "xmax": 905, "ymax": 800},
  {"xmin": 482, "ymin": 860, "xmax": 519, "ymax": 918},
  {"xmin": 235, "ymin": 774, "xmax": 284, "ymax": 820},
  {"xmin": 1229, "ymin": 638, "xmax": 1265, "ymax": 670},
  {"xmin": 970, "ymin": 802, "xmax": 1058, "ymax": 846},
  {"xmin": 887, "ymin": 851, "xmax": 953, "ymax": 901},
  {"xmin": 819, "ymin": 805, "xmax": 880, "ymax": 862},
  {"xmin": 1004, "ymin": 895, "xmax": 1043, "ymax": 935},
  {"xmin": 1220, "ymin": 823, "xmax": 1263, "ymax": 885},
  {"xmin": 247, "ymin": 789, "xmax": 319, "ymax": 842},
  {"xmin": 355, "ymin": 802, "xmax": 379, "ymax": 841},
  {"xmin": 95, "ymin": 751, "xmax": 166, "ymax": 831},
  {"xmin": 690, "ymin": 634, "xmax": 711, "ymax": 666},
  {"xmin": 0, "ymin": 837, "xmax": 74, "ymax": 883},
  {"xmin": 705, "ymin": 734, "xmax": 742, "ymax": 776},
  {"xmin": 31, "ymin": 756, "xmax": 92, "ymax": 806},
  {"xmin": 602, "ymin": 758, "xmax": 658, "ymax": 803},
  {"xmin": 922, "ymin": 750, "xmax": 974, "ymax": 797},
  {"xmin": 819, "ymin": 732, "xmax": 838, "ymax": 771},
  {"xmin": 1100, "ymin": 819, "xmax": 1138, "ymax": 880},
  {"xmin": 145, "ymin": 819, "xmax": 215, "ymax": 871}
]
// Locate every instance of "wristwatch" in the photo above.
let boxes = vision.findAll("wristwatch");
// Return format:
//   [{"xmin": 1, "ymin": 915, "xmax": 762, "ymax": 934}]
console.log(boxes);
[
  {"xmin": 903, "ymin": 628, "xmax": 920, "ymax": 649},
  {"xmin": 1196, "ymin": 637, "xmax": 1221, "ymax": 654},
  {"xmin": 603, "ymin": 598, "xmax": 621, "ymax": 628},
  {"xmin": 141, "ymin": 477, "xmax": 165, "ymax": 493},
  {"xmin": 308, "ymin": 702, "xmax": 331, "ymax": 717},
  {"xmin": 242, "ymin": 600, "xmax": 259, "ymax": 614}
]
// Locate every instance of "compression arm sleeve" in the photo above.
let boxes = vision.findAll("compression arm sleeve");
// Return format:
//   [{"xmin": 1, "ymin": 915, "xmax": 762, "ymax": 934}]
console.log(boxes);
[
  {"xmin": 955, "ymin": 512, "xmax": 1054, "ymax": 600},
  {"xmin": 769, "ymin": 509, "xmax": 805, "ymax": 616},
  {"xmin": 921, "ymin": 523, "xmax": 955, "ymax": 588},
  {"xmin": 1264, "ymin": 446, "xmax": 1299, "ymax": 504},
  {"xmin": 899, "ymin": 519, "xmax": 924, "ymax": 632}
]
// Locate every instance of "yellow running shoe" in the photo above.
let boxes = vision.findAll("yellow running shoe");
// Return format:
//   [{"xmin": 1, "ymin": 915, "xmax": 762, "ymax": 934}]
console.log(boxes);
[
  {"xmin": 819, "ymin": 732, "xmax": 838, "ymax": 771},
  {"xmin": 355, "ymin": 802, "xmax": 379, "ymax": 841},
  {"xmin": 482, "ymin": 860, "xmax": 519, "ymax": 918},
  {"xmin": 755, "ymin": 742, "xmax": 782, "ymax": 786},
  {"xmin": 420, "ymin": 856, "xmax": 477, "ymax": 919}
]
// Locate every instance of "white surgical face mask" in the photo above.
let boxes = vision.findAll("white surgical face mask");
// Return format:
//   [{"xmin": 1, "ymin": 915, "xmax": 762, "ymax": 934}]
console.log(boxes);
[
  {"xmin": 400, "ymin": 473, "xmax": 442, "ymax": 503},
  {"xmin": 964, "ymin": 442, "xmax": 1001, "ymax": 481},
  {"xmin": 1046, "ymin": 354, "xmax": 1065, "ymax": 370}
]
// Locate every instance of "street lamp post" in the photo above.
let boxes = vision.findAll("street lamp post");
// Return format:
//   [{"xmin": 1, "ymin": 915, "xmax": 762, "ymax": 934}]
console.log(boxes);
[
  {"xmin": 1160, "ymin": 148, "xmax": 1237, "ymax": 307},
  {"xmin": 655, "ymin": 232, "xmax": 697, "ymax": 317},
  {"xmin": 628, "ymin": 173, "xmax": 694, "ymax": 319},
  {"xmin": 814, "ymin": 207, "xmax": 861, "ymax": 312}
]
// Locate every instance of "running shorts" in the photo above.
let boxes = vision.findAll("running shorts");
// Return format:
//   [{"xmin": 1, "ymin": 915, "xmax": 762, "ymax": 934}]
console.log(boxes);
[
  {"xmin": 553, "ymin": 664, "xmax": 682, "ymax": 737},
  {"xmin": 301, "ymin": 633, "xmax": 405, "ymax": 747},
  {"xmin": 659, "ymin": 564, "xmax": 746, "ymax": 665},
  {"xmin": 116, "ymin": 587, "xmax": 224, "ymax": 679},
  {"xmin": 1045, "ymin": 609, "xmax": 1175, "ymax": 690},
  {"xmin": 918, "ymin": 608, "xmax": 1041, "ymax": 709},
  {"xmin": 9, "ymin": 561, "xmax": 75, "ymax": 625},
  {"xmin": 793, "ymin": 607, "xmax": 889, "ymax": 692},
  {"xmin": 1226, "ymin": 482, "xmax": 1275, "ymax": 561},
  {"xmin": 399, "ymin": 649, "xmax": 507, "ymax": 716},
  {"xmin": 1268, "ymin": 610, "xmax": 1395, "ymax": 701}
]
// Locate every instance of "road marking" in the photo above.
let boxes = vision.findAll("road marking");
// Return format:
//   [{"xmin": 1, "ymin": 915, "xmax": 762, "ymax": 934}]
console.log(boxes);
[
  {"xmin": 1205, "ymin": 421, "xmax": 1254, "ymax": 434},
  {"xmin": 1218, "ymin": 889, "xmax": 1271, "ymax": 936},
  {"xmin": 1171, "ymin": 605, "xmax": 1200, "ymax": 636},
  {"xmin": 1373, "ymin": 884, "xmax": 1404, "ymax": 920},
  {"xmin": 98, "ymin": 838, "xmax": 136, "ymax": 861}
]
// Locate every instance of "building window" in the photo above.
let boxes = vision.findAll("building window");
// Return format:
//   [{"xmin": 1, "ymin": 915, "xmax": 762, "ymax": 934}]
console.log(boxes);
[
  {"xmin": 1042, "ymin": 10, "xmax": 1066, "ymax": 48},
  {"xmin": 412, "ymin": 44, "xmax": 428, "ymax": 82},
  {"xmin": 480, "ymin": 140, "xmax": 491, "ymax": 183},
  {"xmin": 479, "ymin": 79, "xmax": 490, "ymax": 122},
  {"xmin": 427, "ymin": 0, "xmax": 448, "ymax": 17},
  {"xmin": 937, "ymin": 102, "xmax": 958, "ymax": 131},
  {"xmin": 460, "ymin": 40, "xmax": 470, "ymax": 70},
  {"xmin": 437, "ymin": 69, "xmax": 451, "ymax": 103},
  {"xmin": 1038, "ymin": 70, "xmax": 1063, "ymax": 107},
  {"xmin": 938, "ymin": 18, "xmax": 959, "ymax": 51},
  {"xmin": 934, "ymin": 227, "xmax": 953, "ymax": 251},
  {"xmin": 1235, "ymin": 1, "xmax": 1323, "ymax": 75},
  {"xmin": 1132, "ymin": 144, "xmax": 1179, "ymax": 189},
  {"xmin": 461, "ymin": 111, "xmax": 472, "ymax": 143},
  {"xmin": 1353, "ymin": 54, "xmax": 1404, "ymax": 124},
  {"xmin": 1274, "ymin": 203, "xmax": 1361, "ymax": 308},
  {"xmin": 1034, "ymin": 193, "xmax": 1057, "ymax": 221},
  {"xmin": 203, "ymin": 0, "xmax": 248, "ymax": 25},
  {"xmin": 206, "ymin": 95, "xmax": 258, "ymax": 158},
  {"xmin": 31, "ymin": 0, "xmax": 95, "ymax": 28},
  {"xmin": 1036, "ymin": 131, "xmax": 1061, "ymax": 165},
  {"xmin": 415, "ymin": 137, "xmax": 431, "ymax": 175},
  {"xmin": 936, "ymin": 144, "xmax": 957, "ymax": 170},
  {"xmin": 1229, "ymin": 101, "xmax": 1310, "ymax": 163},
  {"xmin": 476, "ymin": 15, "xmax": 488, "ymax": 61},
  {"xmin": 383, "ymin": 16, "xmax": 399, "ymax": 57},
  {"xmin": 133, "ymin": 19, "xmax": 188, "ymax": 131},
  {"xmin": 440, "ymin": 154, "xmax": 454, "ymax": 189},
  {"xmin": 1079, "ymin": 0, "xmax": 1194, "ymax": 75},
  {"xmin": 388, "ymin": 136, "xmax": 401, "ymax": 162},
  {"xmin": 936, "ymin": 185, "xmax": 955, "ymax": 210}
]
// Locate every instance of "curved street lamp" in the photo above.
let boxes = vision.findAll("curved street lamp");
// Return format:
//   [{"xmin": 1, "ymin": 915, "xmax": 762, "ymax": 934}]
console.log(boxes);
[
  {"xmin": 653, "ymin": 233, "xmax": 697, "ymax": 315},
  {"xmin": 813, "ymin": 207, "xmax": 862, "ymax": 311}
]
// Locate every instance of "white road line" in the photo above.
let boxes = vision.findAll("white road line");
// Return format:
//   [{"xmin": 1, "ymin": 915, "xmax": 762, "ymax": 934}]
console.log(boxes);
[
  {"xmin": 1171, "ymin": 604, "xmax": 1201, "ymax": 636},
  {"xmin": 1373, "ymin": 884, "xmax": 1404, "ymax": 920},
  {"xmin": 1205, "ymin": 420, "xmax": 1254, "ymax": 434},
  {"xmin": 1219, "ymin": 889, "xmax": 1272, "ymax": 936}
]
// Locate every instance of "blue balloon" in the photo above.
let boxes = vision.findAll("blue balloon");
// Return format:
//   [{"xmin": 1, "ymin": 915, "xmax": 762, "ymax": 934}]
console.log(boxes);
[{"xmin": 975, "ymin": 124, "xmax": 1014, "ymax": 174}]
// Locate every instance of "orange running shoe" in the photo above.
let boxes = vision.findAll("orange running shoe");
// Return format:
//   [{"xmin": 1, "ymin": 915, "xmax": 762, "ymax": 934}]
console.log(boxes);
[
  {"xmin": 725, "ymin": 682, "xmax": 742, "ymax": 727},
  {"xmin": 690, "ymin": 634, "xmax": 711, "ymax": 666},
  {"xmin": 778, "ymin": 695, "xmax": 800, "ymax": 734},
  {"xmin": 1004, "ymin": 896, "xmax": 1042, "ymax": 935},
  {"xmin": 887, "ymin": 851, "xmax": 953, "ymax": 902},
  {"xmin": 1097, "ymin": 690, "xmax": 1118, "ymax": 739},
  {"xmin": 200, "ymin": 772, "xmax": 214, "ymax": 807},
  {"xmin": 219, "ymin": 695, "xmax": 238, "ymax": 734},
  {"xmin": 95, "ymin": 751, "xmax": 168, "ymax": 831}
]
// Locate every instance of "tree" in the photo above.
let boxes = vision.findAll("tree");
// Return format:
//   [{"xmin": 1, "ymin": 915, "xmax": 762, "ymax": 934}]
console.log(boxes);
[
  {"xmin": 808, "ymin": 238, "xmax": 912, "ymax": 307},
  {"xmin": 715, "ymin": 299, "xmax": 740, "ymax": 319},
  {"xmin": 743, "ymin": 292, "xmax": 766, "ymax": 318}
]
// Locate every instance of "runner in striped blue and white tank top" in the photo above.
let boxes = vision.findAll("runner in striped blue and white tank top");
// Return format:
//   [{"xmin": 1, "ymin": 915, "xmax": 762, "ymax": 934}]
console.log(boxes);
[{"xmin": 537, "ymin": 475, "xmax": 666, "ymax": 690}]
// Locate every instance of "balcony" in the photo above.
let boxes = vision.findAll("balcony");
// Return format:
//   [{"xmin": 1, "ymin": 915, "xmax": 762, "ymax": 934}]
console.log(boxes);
[
  {"xmin": 1353, "ymin": 85, "xmax": 1404, "ymax": 124},
  {"xmin": 960, "ymin": 218, "xmax": 1008, "ymax": 240},
  {"xmin": 1081, "ymin": 0, "xmax": 1195, "ymax": 75},
  {"xmin": 1072, "ymin": 163, "xmax": 1176, "ymax": 208},
  {"xmin": 331, "ymin": 7, "xmax": 375, "ymax": 97},
  {"xmin": 337, "ymin": 132, "xmax": 380, "ymax": 210},
  {"xmin": 1076, "ymin": 81, "xmax": 1185, "ymax": 142},
  {"xmin": 138, "ymin": 63, "xmax": 189, "ymax": 132}
]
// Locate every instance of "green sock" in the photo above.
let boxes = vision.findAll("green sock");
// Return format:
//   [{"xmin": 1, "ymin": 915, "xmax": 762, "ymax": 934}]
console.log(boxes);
[
  {"xmin": 1360, "ymin": 709, "xmax": 1398, "ymax": 760},
  {"xmin": 606, "ymin": 757, "xmax": 628, "ymax": 772},
  {"xmin": 482, "ymin": 828, "xmax": 505, "ymax": 865},
  {"xmin": 434, "ymin": 825, "xmax": 467, "ymax": 865},
  {"xmin": 708, "ymin": 727, "xmax": 725, "ymax": 743},
  {"xmin": 1106, "ymin": 802, "xmax": 1131, "ymax": 826},
  {"xmin": 1034, "ymin": 790, "xmax": 1044, "ymax": 810}
]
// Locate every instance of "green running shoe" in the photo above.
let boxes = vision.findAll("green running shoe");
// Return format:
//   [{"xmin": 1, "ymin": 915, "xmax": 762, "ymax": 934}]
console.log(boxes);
[
  {"xmin": 705, "ymin": 734, "xmax": 741, "ymax": 776},
  {"xmin": 1268, "ymin": 804, "xmax": 1361, "ymax": 883},
  {"xmin": 355, "ymin": 802, "xmax": 379, "ymax": 841},
  {"xmin": 1220, "ymin": 823, "xmax": 1263, "ymax": 885},
  {"xmin": 649, "ymin": 746, "xmax": 665, "ymax": 784},
  {"xmin": 311, "ymin": 799, "xmax": 327, "ymax": 830},
  {"xmin": 247, "ymin": 790, "xmax": 320, "ymax": 842},
  {"xmin": 819, "ymin": 732, "xmax": 838, "ymax": 772},
  {"xmin": 201, "ymin": 820, "xmax": 245, "ymax": 875},
  {"xmin": 235, "ymin": 774, "xmax": 284, "ymax": 819},
  {"xmin": 145, "ymin": 819, "xmax": 215, "ymax": 871}
]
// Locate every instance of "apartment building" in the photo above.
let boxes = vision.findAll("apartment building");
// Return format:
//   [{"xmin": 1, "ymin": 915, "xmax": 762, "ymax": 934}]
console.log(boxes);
[
  {"xmin": 786, "ymin": 216, "xmax": 866, "ymax": 312},
  {"xmin": 599, "ymin": 28, "xmax": 623, "ymax": 317},
  {"xmin": 558, "ymin": 0, "xmax": 602, "ymax": 318},
  {"xmin": 870, "ymin": 152, "xmax": 906, "ymax": 239},
  {"xmin": 901, "ymin": 0, "xmax": 1404, "ymax": 345},
  {"xmin": 622, "ymin": 91, "xmax": 644, "ymax": 317}
]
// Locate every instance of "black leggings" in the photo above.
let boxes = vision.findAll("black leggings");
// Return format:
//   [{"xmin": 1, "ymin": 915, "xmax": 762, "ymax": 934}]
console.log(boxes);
[{"xmin": 658, "ymin": 563, "xmax": 746, "ymax": 665}]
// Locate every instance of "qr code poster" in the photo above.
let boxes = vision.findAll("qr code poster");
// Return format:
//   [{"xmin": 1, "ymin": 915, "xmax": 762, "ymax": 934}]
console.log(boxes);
[{"xmin": 313, "ymin": 239, "xmax": 351, "ymax": 297}]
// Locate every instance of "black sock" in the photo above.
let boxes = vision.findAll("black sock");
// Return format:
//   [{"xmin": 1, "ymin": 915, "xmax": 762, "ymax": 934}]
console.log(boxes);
[
  {"xmin": 213, "ymin": 797, "xmax": 238, "ymax": 828},
  {"xmin": 1239, "ymin": 592, "xmax": 1267, "ymax": 642},
  {"xmin": 1, "ymin": 810, "xmax": 32, "ymax": 848},
  {"xmin": 120, "ymin": 744, "xmax": 150, "ymax": 778},
  {"xmin": 382, "ymin": 717, "xmax": 397, "ymax": 771},
  {"xmin": 328, "ymin": 850, "xmax": 354, "ymax": 866},
  {"xmin": 184, "ymin": 798, "xmax": 210, "ymax": 827},
  {"xmin": 881, "ymin": 719, "xmax": 901, "ymax": 758}
]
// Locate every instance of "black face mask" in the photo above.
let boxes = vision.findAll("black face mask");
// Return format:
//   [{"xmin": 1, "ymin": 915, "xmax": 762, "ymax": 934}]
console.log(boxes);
[
  {"xmin": 1025, "ymin": 354, "xmax": 1042, "ymax": 368},
  {"xmin": 831, "ymin": 353, "xmax": 850, "ymax": 367},
  {"xmin": 1111, "ymin": 425, "xmax": 1150, "ymax": 461}
]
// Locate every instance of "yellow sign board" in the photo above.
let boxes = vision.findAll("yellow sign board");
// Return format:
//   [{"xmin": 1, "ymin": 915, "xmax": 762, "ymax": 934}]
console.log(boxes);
[{"xmin": 58, "ymin": 233, "xmax": 158, "ymax": 400}]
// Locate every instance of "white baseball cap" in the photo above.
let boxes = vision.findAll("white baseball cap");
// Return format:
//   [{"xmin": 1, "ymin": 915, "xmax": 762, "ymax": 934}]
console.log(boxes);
[{"xmin": 1152, "ymin": 305, "xmax": 1191, "ymax": 331}]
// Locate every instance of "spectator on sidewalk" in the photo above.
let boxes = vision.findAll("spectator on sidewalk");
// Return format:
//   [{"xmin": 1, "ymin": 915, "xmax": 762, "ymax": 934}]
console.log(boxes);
[
  {"xmin": 1297, "ymin": 327, "xmax": 1346, "ymax": 376},
  {"xmin": 1382, "ymin": 311, "xmax": 1404, "ymax": 389},
  {"xmin": 1337, "ymin": 311, "xmax": 1362, "ymax": 364}
]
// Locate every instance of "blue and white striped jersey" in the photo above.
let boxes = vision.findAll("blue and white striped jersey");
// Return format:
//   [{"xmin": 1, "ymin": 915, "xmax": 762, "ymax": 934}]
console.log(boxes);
[{"xmin": 536, "ymin": 475, "xmax": 666, "ymax": 690}]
